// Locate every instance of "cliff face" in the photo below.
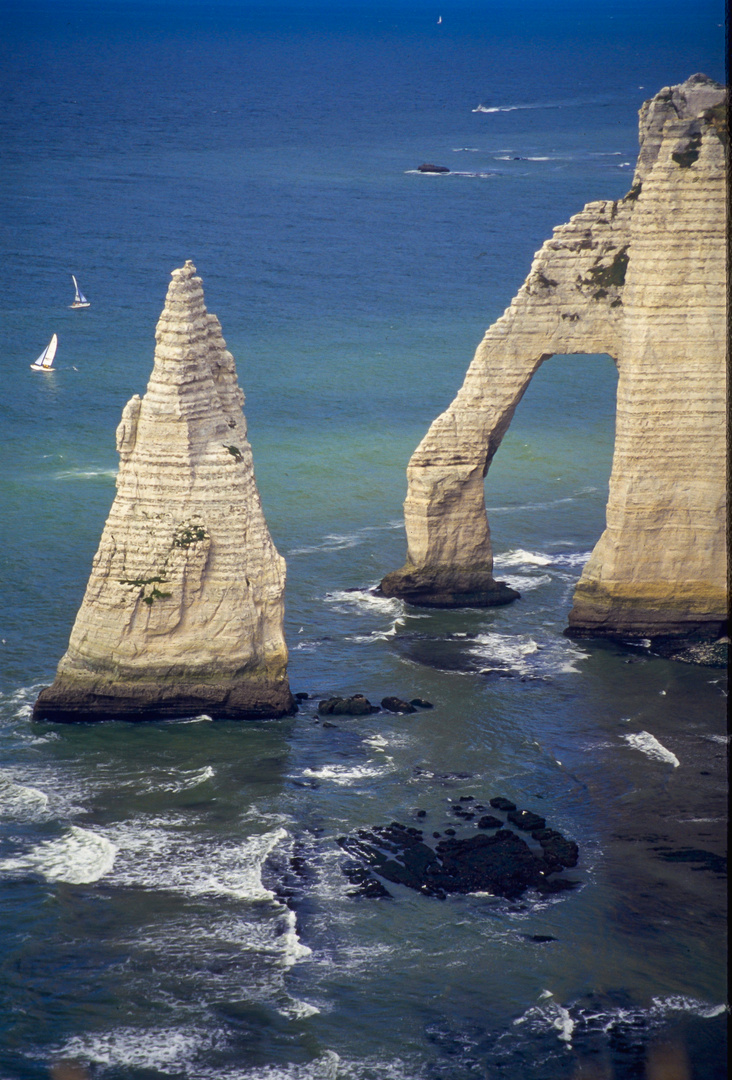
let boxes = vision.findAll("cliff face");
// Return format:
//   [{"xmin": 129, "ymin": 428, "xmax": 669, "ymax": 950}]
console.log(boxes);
[
  {"xmin": 381, "ymin": 75, "xmax": 727, "ymax": 642},
  {"xmin": 34, "ymin": 262, "xmax": 294, "ymax": 721}
]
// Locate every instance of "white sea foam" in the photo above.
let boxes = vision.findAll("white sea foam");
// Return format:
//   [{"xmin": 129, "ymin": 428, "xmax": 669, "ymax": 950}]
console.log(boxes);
[
  {"xmin": 551, "ymin": 551, "xmax": 592, "ymax": 568},
  {"xmin": 54, "ymin": 468, "xmax": 117, "ymax": 481},
  {"xmin": 349, "ymin": 619, "xmax": 404, "ymax": 643},
  {"xmin": 149, "ymin": 765, "xmax": 215, "ymax": 793},
  {"xmin": 623, "ymin": 731, "xmax": 679, "ymax": 767},
  {"xmin": 487, "ymin": 495, "xmax": 576, "ymax": 513},
  {"xmin": 362, "ymin": 733, "xmax": 389, "ymax": 751},
  {"xmin": 650, "ymin": 995, "xmax": 727, "ymax": 1019},
  {"xmin": 197, "ymin": 1051, "xmax": 342, "ymax": 1080},
  {"xmin": 470, "ymin": 632, "xmax": 588, "ymax": 676},
  {"xmin": 288, "ymin": 533, "xmax": 362, "ymax": 556},
  {"xmin": 0, "ymin": 774, "xmax": 50, "ymax": 819},
  {"xmin": 324, "ymin": 588, "xmax": 404, "ymax": 618},
  {"xmin": 500, "ymin": 573, "xmax": 552, "ymax": 592},
  {"xmin": 515, "ymin": 995, "xmax": 575, "ymax": 1044},
  {"xmin": 56, "ymin": 1027, "xmax": 213, "ymax": 1071},
  {"xmin": 448, "ymin": 170, "xmax": 496, "ymax": 178},
  {"xmin": 0, "ymin": 825, "xmax": 117, "ymax": 883},
  {"xmin": 494, "ymin": 549, "xmax": 553, "ymax": 568},
  {"xmin": 104, "ymin": 819, "xmax": 291, "ymax": 904},
  {"xmin": 300, "ymin": 762, "xmax": 393, "ymax": 786},
  {"xmin": 513, "ymin": 992, "xmax": 727, "ymax": 1052}
]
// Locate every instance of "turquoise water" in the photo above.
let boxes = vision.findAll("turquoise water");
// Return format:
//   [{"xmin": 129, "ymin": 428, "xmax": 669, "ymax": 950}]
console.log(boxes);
[{"xmin": 0, "ymin": 2, "xmax": 727, "ymax": 1077}]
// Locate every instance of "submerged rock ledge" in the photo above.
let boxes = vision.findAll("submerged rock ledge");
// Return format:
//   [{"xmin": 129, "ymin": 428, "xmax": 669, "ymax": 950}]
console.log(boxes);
[
  {"xmin": 34, "ymin": 262, "xmax": 295, "ymax": 722},
  {"xmin": 382, "ymin": 75, "xmax": 727, "ymax": 648}
]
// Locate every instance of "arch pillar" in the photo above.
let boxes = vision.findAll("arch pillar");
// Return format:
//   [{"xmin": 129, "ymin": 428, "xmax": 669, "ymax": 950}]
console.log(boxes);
[{"xmin": 381, "ymin": 76, "xmax": 727, "ymax": 643}]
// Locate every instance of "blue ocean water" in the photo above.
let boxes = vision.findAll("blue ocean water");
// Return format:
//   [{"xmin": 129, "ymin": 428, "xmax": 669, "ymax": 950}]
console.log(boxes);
[{"xmin": 0, "ymin": 2, "xmax": 727, "ymax": 1077}]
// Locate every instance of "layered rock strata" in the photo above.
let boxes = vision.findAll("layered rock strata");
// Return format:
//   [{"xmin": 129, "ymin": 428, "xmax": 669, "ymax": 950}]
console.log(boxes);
[
  {"xmin": 381, "ymin": 75, "xmax": 727, "ymax": 641},
  {"xmin": 34, "ymin": 262, "xmax": 294, "ymax": 721}
]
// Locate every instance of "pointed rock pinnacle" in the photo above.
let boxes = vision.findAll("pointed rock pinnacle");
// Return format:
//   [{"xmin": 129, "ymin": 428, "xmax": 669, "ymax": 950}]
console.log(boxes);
[{"xmin": 34, "ymin": 263, "xmax": 294, "ymax": 721}]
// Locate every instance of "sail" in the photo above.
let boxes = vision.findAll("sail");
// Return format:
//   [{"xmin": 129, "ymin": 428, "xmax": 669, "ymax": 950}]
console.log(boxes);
[
  {"xmin": 71, "ymin": 275, "xmax": 89, "ymax": 306},
  {"xmin": 32, "ymin": 333, "xmax": 58, "ymax": 369},
  {"xmin": 43, "ymin": 333, "xmax": 58, "ymax": 367}
]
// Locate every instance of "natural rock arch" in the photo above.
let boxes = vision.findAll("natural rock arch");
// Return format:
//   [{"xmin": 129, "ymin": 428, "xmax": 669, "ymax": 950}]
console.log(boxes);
[{"xmin": 381, "ymin": 76, "xmax": 727, "ymax": 643}]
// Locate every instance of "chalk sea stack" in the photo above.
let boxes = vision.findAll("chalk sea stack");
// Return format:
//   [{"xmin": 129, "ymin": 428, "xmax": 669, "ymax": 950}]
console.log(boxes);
[
  {"xmin": 381, "ymin": 76, "xmax": 727, "ymax": 644},
  {"xmin": 34, "ymin": 262, "xmax": 294, "ymax": 722}
]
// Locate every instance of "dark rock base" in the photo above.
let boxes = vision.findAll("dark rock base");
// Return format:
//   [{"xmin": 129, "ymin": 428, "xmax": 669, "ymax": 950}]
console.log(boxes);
[
  {"xmin": 379, "ymin": 564, "xmax": 520, "ymax": 608},
  {"xmin": 564, "ymin": 624, "xmax": 729, "ymax": 668},
  {"xmin": 32, "ymin": 680, "xmax": 297, "ymax": 723}
]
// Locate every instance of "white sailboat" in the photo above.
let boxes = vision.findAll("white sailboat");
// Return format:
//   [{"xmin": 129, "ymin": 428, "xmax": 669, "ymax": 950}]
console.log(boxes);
[
  {"xmin": 30, "ymin": 333, "xmax": 58, "ymax": 372},
  {"xmin": 70, "ymin": 275, "xmax": 90, "ymax": 308}
]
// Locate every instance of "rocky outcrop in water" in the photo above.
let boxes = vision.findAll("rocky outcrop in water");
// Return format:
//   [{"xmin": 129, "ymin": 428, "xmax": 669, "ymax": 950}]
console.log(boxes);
[
  {"xmin": 381, "ymin": 76, "xmax": 727, "ymax": 644},
  {"xmin": 34, "ymin": 261, "xmax": 294, "ymax": 722},
  {"xmin": 338, "ymin": 799, "xmax": 579, "ymax": 900}
]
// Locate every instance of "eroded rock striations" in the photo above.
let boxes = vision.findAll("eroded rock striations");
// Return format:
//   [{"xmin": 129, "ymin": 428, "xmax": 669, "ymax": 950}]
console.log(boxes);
[
  {"xmin": 34, "ymin": 262, "xmax": 294, "ymax": 721},
  {"xmin": 381, "ymin": 75, "xmax": 727, "ymax": 643}
]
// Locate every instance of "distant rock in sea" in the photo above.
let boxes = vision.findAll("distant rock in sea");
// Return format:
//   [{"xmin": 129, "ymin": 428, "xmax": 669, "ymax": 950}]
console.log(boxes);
[
  {"xmin": 417, "ymin": 163, "xmax": 450, "ymax": 173},
  {"xmin": 382, "ymin": 75, "xmax": 727, "ymax": 649},
  {"xmin": 33, "ymin": 261, "xmax": 294, "ymax": 722}
]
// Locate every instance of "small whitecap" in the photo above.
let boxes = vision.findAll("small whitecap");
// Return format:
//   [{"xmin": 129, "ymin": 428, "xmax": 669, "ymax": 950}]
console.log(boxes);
[
  {"xmin": 288, "ymin": 533, "xmax": 362, "ymax": 556},
  {"xmin": 151, "ymin": 765, "xmax": 215, "ymax": 793},
  {"xmin": 650, "ymin": 995, "xmax": 727, "ymax": 1020},
  {"xmin": 623, "ymin": 731, "xmax": 679, "ymax": 767},
  {"xmin": 54, "ymin": 468, "xmax": 118, "ymax": 481},
  {"xmin": 494, "ymin": 549, "xmax": 553, "ymax": 568},
  {"xmin": 300, "ymin": 762, "xmax": 392, "ymax": 786}
]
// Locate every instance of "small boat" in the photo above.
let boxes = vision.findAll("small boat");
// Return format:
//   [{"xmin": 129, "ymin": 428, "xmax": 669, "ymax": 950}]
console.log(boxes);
[
  {"xmin": 70, "ymin": 275, "xmax": 90, "ymax": 309},
  {"xmin": 30, "ymin": 333, "xmax": 58, "ymax": 371}
]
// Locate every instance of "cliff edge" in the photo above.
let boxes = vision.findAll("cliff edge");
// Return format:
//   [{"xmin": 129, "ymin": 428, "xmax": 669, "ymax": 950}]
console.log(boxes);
[
  {"xmin": 380, "ymin": 75, "xmax": 727, "ymax": 646},
  {"xmin": 34, "ymin": 262, "xmax": 294, "ymax": 721}
]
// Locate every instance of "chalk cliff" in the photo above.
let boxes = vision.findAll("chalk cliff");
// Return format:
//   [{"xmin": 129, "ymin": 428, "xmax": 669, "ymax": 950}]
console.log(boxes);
[
  {"xmin": 34, "ymin": 262, "xmax": 294, "ymax": 721},
  {"xmin": 381, "ymin": 75, "xmax": 727, "ymax": 644}
]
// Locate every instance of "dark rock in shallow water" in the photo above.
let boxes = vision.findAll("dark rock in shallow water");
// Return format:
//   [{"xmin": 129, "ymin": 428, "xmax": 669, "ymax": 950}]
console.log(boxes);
[
  {"xmin": 478, "ymin": 815, "xmax": 503, "ymax": 830},
  {"xmin": 532, "ymin": 829, "xmax": 579, "ymax": 870},
  {"xmin": 381, "ymin": 696, "xmax": 417, "ymax": 714},
  {"xmin": 508, "ymin": 809, "xmax": 546, "ymax": 832},
  {"xmin": 294, "ymin": 692, "xmax": 310, "ymax": 700},
  {"xmin": 338, "ymin": 818, "xmax": 580, "ymax": 901},
  {"xmin": 318, "ymin": 694, "xmax": 377, "ymax": 715},
  {"xmin": 410, "ymin": 698, "xmax": 434, "ymax": 708},
  {"xmin": 418, "ymin": 163, "xmax": 450, "ymax": 173},
  {"xmin": 490, "ymin": 797, "xmax": 517, "ymax": 812}
]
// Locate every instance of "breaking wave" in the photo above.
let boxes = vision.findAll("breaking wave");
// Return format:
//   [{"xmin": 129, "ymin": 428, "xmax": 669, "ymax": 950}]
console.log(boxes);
[
  {"xmin": 0, "ymin": 825, "xmax": 117, "ymax": 884},
  {"xmin": 622, "ymin": 731, "xmax": 680, "ymax": 767}
]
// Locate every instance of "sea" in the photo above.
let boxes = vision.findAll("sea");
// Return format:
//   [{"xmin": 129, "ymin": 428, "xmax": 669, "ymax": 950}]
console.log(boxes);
[{"xmin": 0, "ymin": 1, "xmax": 727, "ymax": 1077}]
